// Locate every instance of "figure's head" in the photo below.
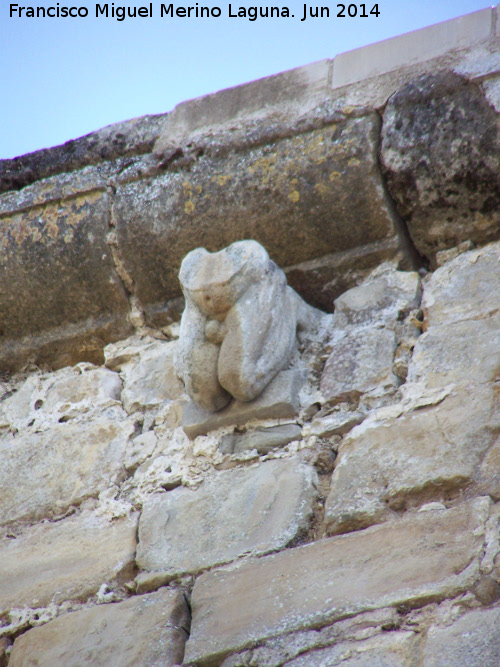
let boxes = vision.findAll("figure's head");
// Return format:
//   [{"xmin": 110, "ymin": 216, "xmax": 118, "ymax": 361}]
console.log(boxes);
[{"xmin": 179, "ymin": 241, "xmax": 270, "ymax": 316}]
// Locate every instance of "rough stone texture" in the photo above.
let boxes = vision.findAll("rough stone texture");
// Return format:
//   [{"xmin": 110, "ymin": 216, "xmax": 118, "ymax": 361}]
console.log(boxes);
[
  {"xmin": 284, "ymin": 238, "xmax": 412, "ymax": 312},
  {"xmin": 477, "ymin": 438, "xmax": 500, "ymax": 500},
  {"xmin": 333, "ymin": 268, "xmax": 421, "ymax": 328},
  {"xmin": 0, "ymin": 417, "xmax": 134, "ymax": 525},
  {"xmin": 0, "ymin": 114, "xmax": 166, "ymax": 194},
  {"xmin": 325, "ymin": 385, "xmax": 500, "ymax": 534},
  {"xmin": 320, "ymin": 328, "xmax": 399, "ymax": 405},
  {"xmin": 409, "ymin": 315, "xmax": 500, "ymax": 388},
  {"xmin": 333, "ymin": 7, "xmax": 494, "ymax": 88},
  {"xmin": 0, "ymin": 364, "xmax": 123, "ymax": 434},
  {"xmin": 0, "ymin": 638, "xmax": 11, "ymax": 667},
  {"xmin": 381, "ymin": 72, "xmax": 500, "ymax": 265},
  {"xmin": 420, "ymin": 242, "xmax": 500, "ymax": 328},
  {"xmin": 319, "ymin": 265, "xmax": 422, "ymax": 407},
  {"xmin": 282, "ymin": 631, "xmax": 420, "ymax": 667},
  {"xmin": 184, "ymin": 499, "xmax": 489, "ymax": 666},
  {"xmin": 114, "ymin": 113, "xmax": 408, "ymax": 321},
  {"xmin": 304, "ymin": 411, "xmax": 365, "ymax": 438},
  {"xmin": 423, "ymin": 605, "xmax": 500, "ymax": 667},
  {"xmin": 407, "ymin": 243, "xmax": 500, "ymax": 390},
  {"xmin": 183, "ymin": 370, "xmax": 304, "ymax": 439},
  {"xmin": 219, "ymin": 424, "xmax": 302, "ymax": 455},
  {"xmin": 220, "ymin": 608, "xmax": 405, "ymax": 667},
  {"xmin": 136, "ymin": 457, "xmax": 318, "ymax": 579},
  {"xmin": 0, "ymin": 512, "xmax": 137, "ymax": 615},
  {"xmin": 177, "ymin": 241, "xmax": 319, "ymax": 412},
  {"xmin": 9, "ymin": 587, "xmax": 189, "ymax": 667},
  {"xmin": 104, "ymin": 336, "xmax": 184, "ymax": 413},
  {"xmin": 0, "ymin": 179, "xmax": 132, "ymax": 372}
]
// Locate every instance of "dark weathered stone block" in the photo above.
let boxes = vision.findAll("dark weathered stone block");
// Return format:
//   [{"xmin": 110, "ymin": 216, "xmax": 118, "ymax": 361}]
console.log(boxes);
[{"xmin": 381, "ymin": 72, "xmax": 500, "ymax": 265}]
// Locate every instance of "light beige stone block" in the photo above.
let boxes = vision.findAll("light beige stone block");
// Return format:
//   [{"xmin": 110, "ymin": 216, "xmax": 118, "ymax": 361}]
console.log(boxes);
[
  {"xmin": 184, "ymin": 499, "xmax": 488, "ymax": 666},
  {"xmin": 0, "ymin": 512, "xmax": 138, "ymax": 615},
  {"xmin": 325, "ymin": 385, "xmax": 499, "ymax": 534},
  {"xmin": 136, "ymin": 457, "xmax": 318, "ymax": 578},
  {"xmin": 9, "ymin": 587, "xmax": 189, "ymax": 667},
  {"xmin": 219, "ymin": 424, "xmax": 302, "ymax": 455},
  {"xmin": 283, "ymin": 631, "xmax": 420, "ymax": 667},
  {"xmin": 422, "ymin": 605, "xmax": 500, "ymax": 667},
  {"xmin": 333, "ymin": 267, "xmax": 421, "ymax": 328},
  {"xmin": 105, "ymin": 336, "xmax": 184, "ymax": 413},
  {"xmin": 332, "ymin": 8, "xmax": 493, "ymax": 88},
  {"xmin": 0, "ymin": 418, "xmax": 134, "ymax": 525},
  {"xmin": 408, "ymin": 316, "xmax": 500, "ymax": 388}
]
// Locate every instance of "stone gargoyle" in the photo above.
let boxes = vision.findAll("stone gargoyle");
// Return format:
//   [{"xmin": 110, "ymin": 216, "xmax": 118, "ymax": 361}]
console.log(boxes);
[{"xmin": 175, "ymin": 240, "xmax": 321, "ymax": 412}]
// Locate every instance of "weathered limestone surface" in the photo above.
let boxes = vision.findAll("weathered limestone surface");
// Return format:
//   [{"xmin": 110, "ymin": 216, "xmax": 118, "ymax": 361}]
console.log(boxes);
[
  {"xmin": 9, "ymin": 587, "xmax": 189, "ymax": 667},
  {"xmin": 381, "ymin": 72, "xmax": 500, "ymax": 265},
  {"xmin": 320, "ymin": 328, "xmax": 398, "ymax": 405},
  {"xmin": 184, "ymin": 499, "xmax": 489, "ymax": 666},
  {"xmin": 332, "ymin": 268, "xmax": 421, "ymax": 328},
  {"xmin": 219, "ymin": 424, "xmax": 302, "ymax": 455},
  {"xmin": 320, "ymin": 266, "xmax": 421, "ymax": 406},
  {"xmin": 177, "ymin": 241, "xmax": 319, "ymax": 412},
  {"xmin": 420, "ymin": 242, "xmax": 500, "ymax": 328},
  {"xmin": 0, "ymin": 177, "xmax": 133, "ymax": 372},
  {"xmin": 183, "ymin": 370, "xmax": 304, "ymax": 439},
  {"xmin": 0, "ymin": 512, "xmax": 138, "ymax": 616},
  {"xmin": 282, "ymin": 631, "xmax": 419, "ymax": 667},
  {"xmin": 136, "ymin": 458, "xmax": 318, "ymax": 578},
  {"xmin": 219, "ymin": 608, "xmax": 406, "ymax": 667},
  {"xmin": 0, "ymin": 417, "xmax": 134, "ymax": 525},
  {"xmin": 0, "ymin": 114, "xmax": 166, "ymax": 194},
  {"xmin": 409, "ymin": 316, "xmax": 500, "ymax": 388},
  {"xmin": 325, "ymin": 385, "xmax": 499, "ymax": 534},
  {"xmin": 104, "ymin": 336, "xmax": 184, "ymax": 413},
  {"xmin": 114, "ymin": 113, "xmax": 409, "ymax": 319},
  {"xmin": 423, "ymin": 606, "xmax": 500, "ymax": 667}
]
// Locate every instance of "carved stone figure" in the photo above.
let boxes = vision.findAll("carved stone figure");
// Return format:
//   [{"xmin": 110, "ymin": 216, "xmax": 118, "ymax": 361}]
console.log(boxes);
[{"xmin": 176, "ymin": 240, "xmax": 320, "ymax": 412}]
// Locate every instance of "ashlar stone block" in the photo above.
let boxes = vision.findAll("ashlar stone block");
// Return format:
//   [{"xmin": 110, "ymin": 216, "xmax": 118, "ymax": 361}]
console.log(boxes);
[
  {"xmin": 219, "ymin": 424, "xmax": 302, "ymax": 455},
  {"xmin": 104, "ymin": 336, "xmax": 184, "ymax": 413},
  {"xmin": 136, "ymin": 457, "xmax": 318, "ymax": 579},
  {"xmin": 408, "ymin": 315, "xmax": 500, "ymax": 389},
  {"xmin": 184, "ymin": 498, "xmax": 489, "ymax": 666},
  {"xmin": 9, "ymin": 587, "xmax": 189, "ymax": 667},
  {"xmin": 183, "ymin": 369, "xmax": 304, "ymax": 439},
  {"xmin": 320, "ymin": 328, "xmax": 398, "ymax": 405},
  {"xmin": 382, "ymin": 73, "xmax": 500, "ymax": 265},
  {"xmin": 115, "ymin": 114, "xmax": 408, "ymax": 317},
  {"xmin": 282, "ymin": 631, "xmax": 420, "ymax": 667},
  {"xmin": 176, "ymin": 240, "xmax": 320, "ymax": 413},
  {"xmin": 421, "ymin": 241, "xmax": 500, "ymax": 328},
  {"xmin": 0, "ymin": 512, "xmax": 138, "ymax": 616},
  {"xmin": 325, "ymin": 384, "xmax": 499, "ymax": 535}
]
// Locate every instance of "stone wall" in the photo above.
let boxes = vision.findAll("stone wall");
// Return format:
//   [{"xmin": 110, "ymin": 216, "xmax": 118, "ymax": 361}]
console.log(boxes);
[{"xmin": 1, "ymin": 7, "xmax": 500, "ymax": 667}]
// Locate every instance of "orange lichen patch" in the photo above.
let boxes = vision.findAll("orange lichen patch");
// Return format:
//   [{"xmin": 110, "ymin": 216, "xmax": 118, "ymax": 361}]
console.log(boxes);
[{"xmin": 0, "ymin": 191, "xmax": 105, "ymax": 247}]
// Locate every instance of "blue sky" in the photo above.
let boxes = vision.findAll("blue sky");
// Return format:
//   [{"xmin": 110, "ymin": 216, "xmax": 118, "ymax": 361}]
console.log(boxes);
[{"xmin": 0, "ymin": 0, "xmax": 493, "ymax": 159}]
